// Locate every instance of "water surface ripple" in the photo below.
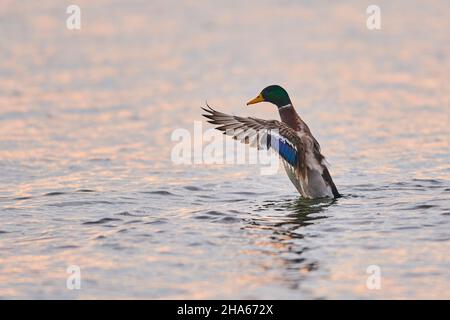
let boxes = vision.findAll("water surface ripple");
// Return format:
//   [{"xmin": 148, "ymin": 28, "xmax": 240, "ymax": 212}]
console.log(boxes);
[{"xmin": 0, "ymin": 0, "xmax": 449, "ymax": 299}]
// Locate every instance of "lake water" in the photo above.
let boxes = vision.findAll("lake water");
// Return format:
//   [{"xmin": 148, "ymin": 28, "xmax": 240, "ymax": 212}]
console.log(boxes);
[{"xmin": 0, "ymin": 0, "xmax": 449, "ymax": 299}]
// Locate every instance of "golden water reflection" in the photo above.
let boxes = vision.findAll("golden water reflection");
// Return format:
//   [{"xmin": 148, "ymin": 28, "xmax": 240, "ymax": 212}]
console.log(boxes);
[{"xmin": 0, "ymin": 0, "xmax": 449, "ymax": 299}]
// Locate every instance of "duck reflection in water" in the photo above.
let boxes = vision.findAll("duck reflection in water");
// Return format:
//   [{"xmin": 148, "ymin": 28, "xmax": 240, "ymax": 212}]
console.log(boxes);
[{"xmin": 242, "ymin": 197, "xmax": 335, "ymax": 290}]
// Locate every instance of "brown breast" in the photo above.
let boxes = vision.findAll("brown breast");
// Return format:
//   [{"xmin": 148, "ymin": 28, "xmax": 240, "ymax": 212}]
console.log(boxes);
[{"xmin": 278, "ymin": 105, "xmax": 306, "ymax": 132}]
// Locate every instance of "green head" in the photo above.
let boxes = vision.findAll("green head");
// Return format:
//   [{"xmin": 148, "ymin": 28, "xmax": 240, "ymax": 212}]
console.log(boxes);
[{"xmin": 246, "ymin": 85, "xmax": 292, "ymax": 108}]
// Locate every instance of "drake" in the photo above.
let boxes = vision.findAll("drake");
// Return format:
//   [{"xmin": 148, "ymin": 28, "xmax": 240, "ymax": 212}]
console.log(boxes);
[{"xmin": 202, "ymin": 85, "xmax": 340, "ymax": 199}]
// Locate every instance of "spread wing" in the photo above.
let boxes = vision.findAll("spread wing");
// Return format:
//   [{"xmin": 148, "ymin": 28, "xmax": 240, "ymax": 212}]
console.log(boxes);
[{"xmin": 201, "ymin": 104, "xmax": 306, "ymax": 177}]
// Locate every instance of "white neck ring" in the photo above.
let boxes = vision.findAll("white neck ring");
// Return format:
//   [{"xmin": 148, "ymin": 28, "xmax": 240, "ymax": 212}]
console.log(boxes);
[{"xmin": 279, "ymin": 104, "xmax": 292, "ymax": 110}]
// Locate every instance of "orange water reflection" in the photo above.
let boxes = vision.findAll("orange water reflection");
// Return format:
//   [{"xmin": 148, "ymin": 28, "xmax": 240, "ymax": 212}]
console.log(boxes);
[{"xmin": 0, "ymin": 0, "xmax": 449, "ymax": 299}]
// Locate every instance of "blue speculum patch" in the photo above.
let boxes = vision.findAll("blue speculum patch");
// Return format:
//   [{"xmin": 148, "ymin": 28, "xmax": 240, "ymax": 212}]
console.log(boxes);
[{"xmin": 268, "ymin": 134, "xmax": 297, "ymax": 166}]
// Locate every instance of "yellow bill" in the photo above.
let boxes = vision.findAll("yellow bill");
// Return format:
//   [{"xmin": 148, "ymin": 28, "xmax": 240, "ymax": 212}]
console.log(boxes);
[{"xmin": 246, "ymin": 93, "xmax": 265, "ymax": 105}]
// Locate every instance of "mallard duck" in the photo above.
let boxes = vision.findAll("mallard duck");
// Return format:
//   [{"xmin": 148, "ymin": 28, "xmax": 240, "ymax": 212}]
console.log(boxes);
[{"xmin": 202, "ymin": 85, "xmax": 340, "ymax": 199}]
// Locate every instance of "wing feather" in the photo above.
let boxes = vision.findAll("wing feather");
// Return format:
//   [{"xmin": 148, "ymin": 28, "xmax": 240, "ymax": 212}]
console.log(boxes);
[{"xmin": 202, "ymin": 104, "xmax": 306, "ymax": 177}]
